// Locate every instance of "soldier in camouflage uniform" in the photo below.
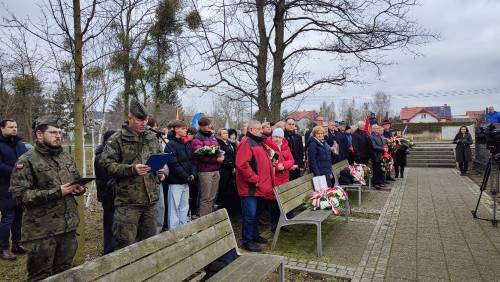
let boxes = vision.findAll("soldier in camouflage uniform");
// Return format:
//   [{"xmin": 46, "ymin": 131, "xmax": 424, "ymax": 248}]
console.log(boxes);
[
  {"xmin": 100, "ymin": 99, "xmax": 165, "ymax": 250},
  {"xmin": 9, "ymin": 116, "xmax": 86, "ymax": 281}
]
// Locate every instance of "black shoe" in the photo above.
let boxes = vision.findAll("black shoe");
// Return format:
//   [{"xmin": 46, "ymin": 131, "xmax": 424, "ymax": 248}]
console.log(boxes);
[
  {"xmin": 11, "ymin": 243, "xmax": 27, "ymax": 255},
  {"xmin": 254, "ymin": 236, "xmax": 268, "ymax": 244},
  {"xmin": 243, "ymin": 242, "xmax": 262, "ymax": 252},
  {"xmin": 386, "ymin": 177, "xmax": 396, "ymax": 181}
]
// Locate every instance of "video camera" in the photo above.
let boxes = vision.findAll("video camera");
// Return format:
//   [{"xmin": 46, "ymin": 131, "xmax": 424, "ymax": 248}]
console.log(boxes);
[{"xmin": 478, "ymin": 123, "xmax": 500, "ymax": 162}]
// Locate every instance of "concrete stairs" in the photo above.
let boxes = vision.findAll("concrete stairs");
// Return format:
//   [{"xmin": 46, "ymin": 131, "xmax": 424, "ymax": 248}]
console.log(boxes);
[{"xmin": 407, "ymin": 141, "xmax": 457, "ymax": 168}]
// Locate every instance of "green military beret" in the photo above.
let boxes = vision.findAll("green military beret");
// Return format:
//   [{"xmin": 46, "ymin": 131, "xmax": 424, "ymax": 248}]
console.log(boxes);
[
  {"xmin": 33, "ymin": 115, "xmax": 64, "ymax": 130},
  {"xmin": 130, "ymin": 98, "xmax": 148, "ymax": 120}
]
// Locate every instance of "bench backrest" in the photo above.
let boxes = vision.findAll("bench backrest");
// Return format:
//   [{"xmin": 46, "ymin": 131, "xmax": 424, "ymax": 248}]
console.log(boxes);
[
  {"xmin": 332, "ymin": 160, "xmax": 350, "ymax": 186},
  {"xmin": 274, "ymin": 173, "xmax": 314, "ymax": 214},
  {"xmin": 45, "ymin": 209, "xmax": 237, "ymax": 282}
]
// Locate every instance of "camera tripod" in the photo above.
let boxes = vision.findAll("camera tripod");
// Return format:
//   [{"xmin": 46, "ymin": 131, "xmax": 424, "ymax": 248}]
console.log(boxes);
[{"xmin": 471, "ymin": 153, "xmax": 500, "ymax": 226}]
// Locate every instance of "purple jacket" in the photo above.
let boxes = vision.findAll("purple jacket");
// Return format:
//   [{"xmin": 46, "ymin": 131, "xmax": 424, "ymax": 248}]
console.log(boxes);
[{"xmin": 192, "ymin": 131, "xmax": 221, "ymax": 172}]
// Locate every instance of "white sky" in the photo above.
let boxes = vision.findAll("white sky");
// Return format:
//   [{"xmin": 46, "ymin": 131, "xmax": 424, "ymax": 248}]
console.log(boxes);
[{"xmin": 2, "ymin": 0, "xmax": 500, "ymax": 116}]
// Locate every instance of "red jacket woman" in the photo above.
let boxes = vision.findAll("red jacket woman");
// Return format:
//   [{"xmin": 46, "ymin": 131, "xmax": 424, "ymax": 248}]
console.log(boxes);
[{"xmin": 264, "ymin": 132, "xmax": 296, "ymax": 200}]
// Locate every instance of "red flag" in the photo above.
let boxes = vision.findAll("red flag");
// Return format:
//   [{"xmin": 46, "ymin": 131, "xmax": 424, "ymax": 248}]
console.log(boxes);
[{"xmin": 364, "ymin": 113, "xmax": 372, "ymax": 135}]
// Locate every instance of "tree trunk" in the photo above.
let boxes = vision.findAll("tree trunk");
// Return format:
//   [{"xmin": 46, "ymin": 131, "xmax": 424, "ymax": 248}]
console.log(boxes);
[
  {"xmin": 123, "ymin": 62, "xmax": 132, "ymax": 120},
  {"xmin": 269, "ymin": 0, "xmax": 286, "ymax": 123},
  {"xmin": 72, "ymin": 0, "xmax": 85, "ymax": 263},
  {"xmin": 254, "ymin": 0, "xmax": 269, "ymax": 122}
]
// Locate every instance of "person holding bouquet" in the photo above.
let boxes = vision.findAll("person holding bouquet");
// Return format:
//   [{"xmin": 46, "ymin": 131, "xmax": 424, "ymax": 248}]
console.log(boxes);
[
  {"xmin": 393, "ymin": 130, "xmax": 408, "ymax": 178},
  {"xmin": 265, "ymin": 128, "xmax": 297, "ymax": 232},
  {"xmin": 192, "ymin": 117, "xmax": 224, "ymax": 216}
]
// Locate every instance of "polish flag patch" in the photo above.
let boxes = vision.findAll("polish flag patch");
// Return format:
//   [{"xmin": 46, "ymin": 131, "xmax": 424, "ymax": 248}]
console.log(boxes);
[{"xmin": 16, "ymin": 164, "xmax": 24, "ymax": 170}]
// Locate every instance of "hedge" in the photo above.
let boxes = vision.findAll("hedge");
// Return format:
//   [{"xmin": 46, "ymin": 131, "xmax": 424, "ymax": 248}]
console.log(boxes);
[{"xmin": 390, "ymin": 121, "xmax": 476, "ymax": 134}]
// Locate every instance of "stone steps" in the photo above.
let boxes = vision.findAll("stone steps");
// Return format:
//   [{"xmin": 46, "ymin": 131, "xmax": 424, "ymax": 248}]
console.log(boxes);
[{"xmin": 407, "ymin": 142, "xmax": 456, "ymax": 168}]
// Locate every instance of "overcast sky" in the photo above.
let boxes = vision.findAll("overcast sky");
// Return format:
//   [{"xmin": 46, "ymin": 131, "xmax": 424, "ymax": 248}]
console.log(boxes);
[{"xmin": 2, "ymin": 0, "xmax": 499, "ymax": 116}]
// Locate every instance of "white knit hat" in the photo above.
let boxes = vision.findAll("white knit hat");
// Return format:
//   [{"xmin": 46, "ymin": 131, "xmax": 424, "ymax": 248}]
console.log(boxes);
[{"xmin": 272, "ymin": 128, "xmax": 285, "ymax": 138}]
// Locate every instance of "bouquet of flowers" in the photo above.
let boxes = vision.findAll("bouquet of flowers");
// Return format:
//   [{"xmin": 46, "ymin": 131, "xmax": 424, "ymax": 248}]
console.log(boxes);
[
  {"xmin": 396, "ymin": 137, "xmax": 415, "ymax": 150},
  {"xmin": 349, "ymin": 164, "xmax": 367, "ymax": 185},
  {"xmin": 194, "ymin": 145, "xmax": 223, "ymax": 156},
  {"xmin": 305, "ymin": 186, "xmax": 349, "ymax": 215},
  {"xmin": 381, "ymin": 144, "xmax": 394, "ymax": 172}
]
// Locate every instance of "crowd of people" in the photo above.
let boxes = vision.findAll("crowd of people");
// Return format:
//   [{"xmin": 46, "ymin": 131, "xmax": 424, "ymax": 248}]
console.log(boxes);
[{"xmin": 0, "ymin": 99, "xmax": 414, "ymax": 280}]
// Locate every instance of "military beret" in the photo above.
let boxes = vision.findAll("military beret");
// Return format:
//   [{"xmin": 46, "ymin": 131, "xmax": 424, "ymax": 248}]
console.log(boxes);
[
  {"xmin": 130, "ymin": 98, "xmax": 148, "ymax": 120},
  {"xmin": 33, "ymin": 115, "xmax": 64, "ymax": 130}
]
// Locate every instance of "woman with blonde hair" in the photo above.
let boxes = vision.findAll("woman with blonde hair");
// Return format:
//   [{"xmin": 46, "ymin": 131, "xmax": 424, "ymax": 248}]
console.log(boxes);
[{"xmin": 307, "ymin": 126, "xmax": 334, "ymax": 186}]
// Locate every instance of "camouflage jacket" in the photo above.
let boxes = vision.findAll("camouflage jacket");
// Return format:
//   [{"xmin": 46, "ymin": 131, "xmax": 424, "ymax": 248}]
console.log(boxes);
[
  {"xmin": 100, "ymin": 126, "xmax": 162, "ymax": 207},
  {"xmin": 10, "ymin": 141, "xmax": 81, "ymax": 242}
]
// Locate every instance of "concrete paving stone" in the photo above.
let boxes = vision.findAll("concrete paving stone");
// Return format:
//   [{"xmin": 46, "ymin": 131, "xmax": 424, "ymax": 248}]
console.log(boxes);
[
  {"xmin": 317, "ymin": 266, "xmax": 327, "ymax": 271},
  {"xmin": 385, "ymin": 276, "xmax": 416, "ymax": 282},
  {"xmin": 417, "ymin": 250, "xmax": 445, "ymax": 261},
  {"xmin": 416, "ymin": 276, "xmax": 449, "ymax": 282},
  {"xmin": 327, "ymin": 263, "xmax": 337, "ymax": 268},
  {"xmin": 417, "ymin": 258, "xmax": 448, "ymax": 279},
  {"xmin": 288, "ymin": 257, "xmax": 297, "ymax": 262},
  {"xmin": 327, "ymin": 268, "xmax": 336, "ymax": 272},
  {"xmin": 449, "ymin": 273, "xmax": 482, "ymax": 282},
  {"xmin": 287, "ymin": 261, "xmax": 297, "ymax": 266},
  {"xmin": 307, "ymin": 261, "xmax": 318, "ymax": 266},
  {"xmin": 385, "ymin": 266, "xmax": 417, "ymax": 280},
  {"xmin": 447, "ymin": 263, "xmax": 481, "ymax": 278},
  {"xmin": 296, "ymin": 263, "xmax": 306, "ymax": 268},
  {"xmin": 444, "ymin": 253, "xmax": 473, "ymax": 265},
  {"xmin": 298, "ymin": 259, "xmax": 308, "ymax": 263},
  {"xmin": 318, "ymin": 262, "xmax": 327, "ymax": 267}
]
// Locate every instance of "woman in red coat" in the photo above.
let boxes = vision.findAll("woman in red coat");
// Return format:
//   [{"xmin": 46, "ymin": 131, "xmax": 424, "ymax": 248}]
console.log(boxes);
[{"xmin": 264, "ymin": 128, "xmax": 297, "ymax": 232}]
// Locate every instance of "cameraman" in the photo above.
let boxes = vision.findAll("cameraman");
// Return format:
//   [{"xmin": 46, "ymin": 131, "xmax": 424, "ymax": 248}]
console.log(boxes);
[{"xmin": 486, "ymin": 106, "xmax": 500, "ymax": 123}]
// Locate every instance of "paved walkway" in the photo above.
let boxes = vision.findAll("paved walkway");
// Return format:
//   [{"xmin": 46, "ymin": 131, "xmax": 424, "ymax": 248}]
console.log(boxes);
[{"xmin": 356, "ymin": 167, "xmax": 500, "ymax": 282}]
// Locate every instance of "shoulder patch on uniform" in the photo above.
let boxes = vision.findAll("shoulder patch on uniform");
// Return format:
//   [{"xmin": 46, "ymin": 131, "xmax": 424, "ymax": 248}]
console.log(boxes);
[{"xmin": 16, "ymin": 164, "xmax": 24, "ymax": 170}]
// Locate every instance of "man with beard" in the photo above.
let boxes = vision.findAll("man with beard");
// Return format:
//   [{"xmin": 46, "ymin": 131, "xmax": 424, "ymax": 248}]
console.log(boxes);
[
  {"xmin": 0, "ymin": 119, "xmax": 29, "ymax": 260},
  {"xmin": 10, "ymin": 116, "xmax": 85, "ymax": 281},
  {"xmin": 100, "ymin": 99, "xmax": 165, "ymax": 249},
  {"xmin": 284, "ymin": 118, "xmax": 304, "ymax": 181}
]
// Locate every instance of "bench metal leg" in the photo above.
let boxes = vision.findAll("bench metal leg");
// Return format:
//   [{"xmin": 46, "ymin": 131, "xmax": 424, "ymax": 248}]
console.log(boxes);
[
  {"xmin": 358, "ymin": 186, "xmax": 362, "ymax": 207},
  {"xmin": 344, "ymin": 200, "xmax": 349, "ymax": 223},
  {"xmin": 316, "ymin": 223, "xmax": 322, "ymax": 257},
  {"xmin": 278, "ymin": 262, "xmax": 285, "ymax": 282},
  {"xmin": 271, "ymin": 217, "xmax": 285, "ymax": 251}
]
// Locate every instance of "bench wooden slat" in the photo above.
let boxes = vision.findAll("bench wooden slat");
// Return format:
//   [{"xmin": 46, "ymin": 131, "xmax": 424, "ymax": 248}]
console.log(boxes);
[
  {"xmin": 146, "ymin": 234, "xmax": 235, "ymax": 282},
  {"xmin": 207, "ymin": 254, "xmax": 283, "ymax": 282},
  {"xmin": 275, "ymin": 173, "xmax": 313, "ymax": 194},
  {"xmin": 97, "ymin": 220, "xmax": 234, "ymax": 282},
  {"xmin": 281, "ymin": 188, "xmax": 312, "ymax": 214},
  {"xmin": 332, "ymin": 160, "xmax": 350, "ymax": 177},
  {"xmin": 279, "ymin": 180, "xmax": 313, "ymax": 206},
  {"xmin": 44, "ymin": 209, "xmax": 230, "ymax": 282},
  {"xmin": 292, "ymin": 209, "xmax": 332, "ymax": 222}
]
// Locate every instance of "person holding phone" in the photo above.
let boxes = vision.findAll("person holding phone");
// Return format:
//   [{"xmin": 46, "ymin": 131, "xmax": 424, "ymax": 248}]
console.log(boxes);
[
  {"xmin": 100, "ymin": 99, "xmax": 165, "ymax": 250},
  {"xmin": 10, "ymin": 116, "xmax": 85, "ymax": 281}
]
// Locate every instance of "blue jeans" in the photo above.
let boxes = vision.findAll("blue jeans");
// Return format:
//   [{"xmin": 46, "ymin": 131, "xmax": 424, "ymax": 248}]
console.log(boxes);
[
  {"xmin": 241, "ymin": 196, "xmax": 262, "ymax": 245},
  {"xmin": 0, "ymin": 207, "xmax": 22, "ymax": 250},
  {"xmin": 102, "ymin": 202, "xmax": 115, "ymax": 254},
  {"xmin": 168, "ymin": 184, "xmax": 190, "ymax": 229}
]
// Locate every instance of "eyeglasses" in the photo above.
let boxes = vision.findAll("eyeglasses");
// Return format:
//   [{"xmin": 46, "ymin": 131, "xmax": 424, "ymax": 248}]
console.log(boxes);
[{"xmin": 46, "ymin": 131, "xmax": 63, "ymax": 136}]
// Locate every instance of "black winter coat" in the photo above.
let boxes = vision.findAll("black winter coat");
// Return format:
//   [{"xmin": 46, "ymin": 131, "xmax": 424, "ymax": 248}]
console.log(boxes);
[
  {"xmin": 453, "ymin": 133, "xmax": 473, "ymax": 162},
  {"xmin": 164, "ymin": 136, "xmax": 197, "ymax": 184},
  {"xmin": 370, "ymin": 134, "xmax": 385, "ymax": 162},
  {"xmin": 0, "ymin": 135, "xmax": 28, "ymax": 210},
  {"xmin": 307, "ymin": 138, "xmax": 333, "ymax": 178},
  {"xmin": 336, "ymin": 131, "xmax": 349, "ymax": 161},
  {"xmin": 285, "ymin": 130, "xmax": 304, "ymax": 167},
  {"xmin": 352, "ymin": 129, "xmax": 373, "ymax": 163},
  {"xmin": 94, "ymin": 145, "xmax": 115, "ymax": 206},
  {"xmin": 217, "ymin": 139, "xmax": 236, "ymax": 171}
]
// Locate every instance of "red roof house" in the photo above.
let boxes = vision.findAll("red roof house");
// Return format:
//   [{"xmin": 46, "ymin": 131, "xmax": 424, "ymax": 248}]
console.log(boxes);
[{"xmin": 400, "ymin": 104, "xmax": 452, "ymax": 123}]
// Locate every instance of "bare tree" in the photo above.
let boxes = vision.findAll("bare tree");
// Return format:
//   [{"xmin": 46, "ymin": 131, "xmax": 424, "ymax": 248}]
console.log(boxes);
[
  {"xmin": 371, "ymin": 91, "xmax": 392, "ymax": 122},
  {"xmin": 187, "ymin": 0, "xmax": 433, "ymax": 122}
]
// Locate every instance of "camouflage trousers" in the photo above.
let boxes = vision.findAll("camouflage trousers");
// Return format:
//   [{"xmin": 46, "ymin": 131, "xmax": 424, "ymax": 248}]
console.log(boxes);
[
  {"xmin": 113, "ymin": 205, "xmax": 156, "ymax": 250},
  {"xmin": 25, "ymin": 231, "xmax": 77, "ymax": 282}
]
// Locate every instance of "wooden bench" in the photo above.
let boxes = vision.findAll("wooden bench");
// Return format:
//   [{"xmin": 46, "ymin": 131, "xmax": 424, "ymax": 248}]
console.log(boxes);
[
  {"xmin": 44, "ymin": 209, "xmax": 284, "ymax": 282},
  {"xmin": 271, "ymin": 174, "xmax": 349, "ymax": 257},
  {"xmin": 332, "ymin": 160, "xmax": 372, "ymax": 207}
]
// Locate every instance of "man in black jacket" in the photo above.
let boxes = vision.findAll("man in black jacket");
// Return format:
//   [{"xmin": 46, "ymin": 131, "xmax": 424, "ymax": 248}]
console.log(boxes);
[
  {"xmin": 0, "ymin": 119, "xmax": 28, "ymax": 260},
  {"xmin": 336, "ymin": 121, "xmax": 350, "ymax": 162},
  {"xmin": 352, "ymin": 121, "xmax": 373, "ymax": 164},
  {"xmin": 382, "ymin": 120, "xmax": 396, "ymax": 181},
  {"xmin": 94, "ymin": 130, "xmax": 116, "ymax": 255},
  {"xmin": 284, "ymin": 118, "xmax": 304, "ymax": 181},
  {"xmin": 371, "ymin": 125, "xmax": 386, "ymax": 189}
]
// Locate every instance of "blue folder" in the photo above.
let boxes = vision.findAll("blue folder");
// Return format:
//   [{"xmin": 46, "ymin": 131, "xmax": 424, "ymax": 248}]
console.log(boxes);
[{"xmin": 146, "ymin": 153, "xmax": 173, "ymax": 174}]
